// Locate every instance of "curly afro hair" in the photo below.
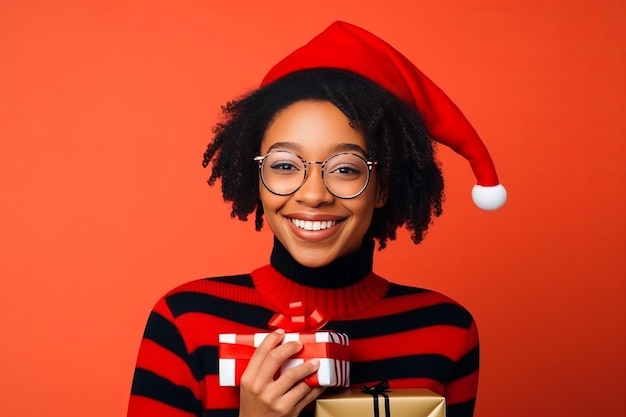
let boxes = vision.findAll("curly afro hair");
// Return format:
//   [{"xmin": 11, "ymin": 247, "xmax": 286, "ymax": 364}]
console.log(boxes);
[{"xmin": 202, "ymin": 69, "xmax": 444, "ymax": 249}]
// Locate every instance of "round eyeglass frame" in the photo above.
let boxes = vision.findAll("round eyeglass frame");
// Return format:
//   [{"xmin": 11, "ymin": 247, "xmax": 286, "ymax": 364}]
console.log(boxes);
[{"xmin": 253, "ymin": 150, "xmax": 378, "ymax": 199}]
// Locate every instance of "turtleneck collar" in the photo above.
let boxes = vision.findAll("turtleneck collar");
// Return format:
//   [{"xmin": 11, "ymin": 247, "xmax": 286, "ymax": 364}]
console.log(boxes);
[
  {"xmin": 269, "ymin": 237, "xmax": 375, "ymax": 288},
  {"xmin": 252, "ymin": 238, "xmax": 389, "ymax": 321}
]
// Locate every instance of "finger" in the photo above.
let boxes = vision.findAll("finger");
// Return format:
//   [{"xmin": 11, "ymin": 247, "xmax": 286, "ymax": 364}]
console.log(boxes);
[
  {"xmin": 242, "ymin": 330, "xmax": 305, "ymax": 386},
  {"xmin": 254, "ymin": 339, "xmax": 305, "ymax": 383},
  {"xmin": 294, "ymin": 386, "xmax": 325, "ymax": 415},
  {"xmin": 271, "ymin": 358, "xmax": 320, "ymax": 399},
  {"xmin": 271, "ymin": 359, "xmax": 325, "ymax": 414},
  {"xmin": 243, "ymin": 329, "xmax": 285, "ymax": 376},
  {"xmin": 276, "ymin": 375, "xmax": 325, "ymax": 417}
]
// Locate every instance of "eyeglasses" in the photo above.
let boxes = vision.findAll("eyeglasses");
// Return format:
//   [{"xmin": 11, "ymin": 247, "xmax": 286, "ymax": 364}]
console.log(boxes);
[{"xmin": 254, "ymin": 150, "xmax": 378, "ymax": 199}]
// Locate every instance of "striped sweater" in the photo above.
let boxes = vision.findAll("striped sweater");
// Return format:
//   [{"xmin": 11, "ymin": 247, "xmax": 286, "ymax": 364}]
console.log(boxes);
[{"xmin": 128, "ymin": 239, "xmax": 479, "ymax": 417}]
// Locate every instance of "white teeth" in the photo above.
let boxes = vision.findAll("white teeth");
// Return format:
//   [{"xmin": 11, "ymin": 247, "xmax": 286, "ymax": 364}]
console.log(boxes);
[{"xmin": 291, "ymin": 219, "xmax": 336, "ymax": 231}]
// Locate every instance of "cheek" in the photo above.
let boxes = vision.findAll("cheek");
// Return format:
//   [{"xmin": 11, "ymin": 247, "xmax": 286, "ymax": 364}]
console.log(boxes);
[
  {"xmin": 258, "ymin": 188, "xmax": 287, "ymax": 224},
  {"xmin": 347, "ymin": 194, "xmax": 378, "ymax": 228}
]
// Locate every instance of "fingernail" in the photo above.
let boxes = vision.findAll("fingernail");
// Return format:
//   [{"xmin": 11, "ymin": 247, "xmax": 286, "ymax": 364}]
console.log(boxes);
[
  {"xmin": 309, "ymin": 358, "xmax": 320, "ymax": 368},
  {"xmin": 274, "ymin": 328, "xmax": 285, "ymax": 335}
]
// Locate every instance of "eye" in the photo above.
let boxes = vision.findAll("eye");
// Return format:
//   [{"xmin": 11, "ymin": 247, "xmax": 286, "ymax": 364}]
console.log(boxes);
[
  {"xmin": 270, "ymin": 161, "xmax": 298, "ymax": 171},
  {"xmin": 271, "ymin": 161, "xmax": 297, "ymax": 170},
  {"xmin": 331, "ymin": 165, "xmax": 361, "ymax": 175},
  {"xmin": 266, "ymin": 155, "xmax": 303, "ymax": 175},
  {"xmin": 325, "ymin": 153, "xmax": 368, "ymax": 181},
  {"xmin": 327, "ymin": 164, "xmax": 364, "ymax": 180}
]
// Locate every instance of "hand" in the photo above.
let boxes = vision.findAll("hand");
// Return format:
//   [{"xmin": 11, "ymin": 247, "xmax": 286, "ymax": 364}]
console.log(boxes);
[{"xmin": 238, "ymin": 329, "xmax": 325, "ymax": 417}]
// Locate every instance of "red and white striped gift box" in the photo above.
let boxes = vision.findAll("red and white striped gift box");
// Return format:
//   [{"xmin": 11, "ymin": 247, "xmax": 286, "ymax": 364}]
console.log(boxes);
[{"xmin": 218, "ymin": 331, "xmax": 350, "ymax": 387}]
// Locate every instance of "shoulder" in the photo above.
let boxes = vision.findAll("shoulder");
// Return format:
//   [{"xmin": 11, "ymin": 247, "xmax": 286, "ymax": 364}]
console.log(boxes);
[
  {"xmin": 147, "ymin": 273, "xmax": 274, "ymax": 328},
  {"xmin": 384, "ymin": 281, "xmax": 466, "ymax": 305},
  {"xmin": 163, "ymin": 274, "xmax": 255, "ymax": 296},
  {"xmin": 151, "ymin": 274, "xmax": 256, "ymax": 317},
  {"xmin": 380, "ymin": 281, "xmax": 476, "ymax": 330}
]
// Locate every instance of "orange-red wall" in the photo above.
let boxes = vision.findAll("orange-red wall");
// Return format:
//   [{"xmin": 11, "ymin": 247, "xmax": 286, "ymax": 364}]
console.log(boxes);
[{"xmin": 1, "ymin": 1, "xmax": 624, "ymax": 416}]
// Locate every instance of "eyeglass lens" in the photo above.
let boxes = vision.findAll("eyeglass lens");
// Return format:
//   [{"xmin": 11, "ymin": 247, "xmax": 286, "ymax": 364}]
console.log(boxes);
[{"xmin": 260, "ymin": 151, "xmax": 370, "ymax": 198}]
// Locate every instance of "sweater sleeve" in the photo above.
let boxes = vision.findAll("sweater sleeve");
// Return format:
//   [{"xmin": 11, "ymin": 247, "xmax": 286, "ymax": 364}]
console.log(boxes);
[
  {"xmin": 444, "ymin": 319, "xmax": 479, "ymax": 417},
  {"xmin": 128, "ymin": 296, "xmax": 204, "ymax": 417}
]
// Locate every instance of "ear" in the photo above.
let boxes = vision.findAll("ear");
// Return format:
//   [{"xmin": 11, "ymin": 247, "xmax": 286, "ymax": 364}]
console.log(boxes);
[{"xmin": 374, "ymin": 181, "xmax": 388, "ymax": 208}]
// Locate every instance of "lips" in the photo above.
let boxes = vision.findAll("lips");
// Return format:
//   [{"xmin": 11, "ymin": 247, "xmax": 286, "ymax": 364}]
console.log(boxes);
[{"xmin": 291, "ymin": 218, "xmax": 337, "ymax": 231}]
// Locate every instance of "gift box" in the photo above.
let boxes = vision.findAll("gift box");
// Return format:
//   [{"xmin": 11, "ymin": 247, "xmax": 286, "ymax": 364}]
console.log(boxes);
[
  {"xmin": 315, "ymin": 388, "xmax": 445, "ymax": 417},
  {"xmin": 218, "ymin": 331, "xmax": 350, "ymax": 387}
]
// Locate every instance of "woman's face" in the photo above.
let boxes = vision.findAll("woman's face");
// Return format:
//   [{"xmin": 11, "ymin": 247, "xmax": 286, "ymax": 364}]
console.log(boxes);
[{"xmin": 259, "ymin": 100, "xmax": 386, "ymax": 268}]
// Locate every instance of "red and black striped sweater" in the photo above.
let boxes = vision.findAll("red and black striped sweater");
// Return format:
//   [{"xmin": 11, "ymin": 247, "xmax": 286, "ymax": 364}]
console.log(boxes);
[{"xmin": 128, "ymin": 239, "xmax": 479, "ymax": 417}]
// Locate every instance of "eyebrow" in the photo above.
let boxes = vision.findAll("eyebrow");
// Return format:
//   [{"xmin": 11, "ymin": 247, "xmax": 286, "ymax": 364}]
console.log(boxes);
[{"xmin": 267, "ymin": 141, "xmax": 368, "ymax": 156}]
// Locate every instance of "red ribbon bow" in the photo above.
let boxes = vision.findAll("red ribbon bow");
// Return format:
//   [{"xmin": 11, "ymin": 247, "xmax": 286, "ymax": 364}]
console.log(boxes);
[{"xmin": 268, "ymin": 301, "xmax": 328, "ymax": 332}]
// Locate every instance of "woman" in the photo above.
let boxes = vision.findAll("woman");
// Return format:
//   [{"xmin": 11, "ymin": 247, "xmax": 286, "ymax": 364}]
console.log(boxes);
[{"xmin": 128, "ymin": 21, "xmax": 505, "ymax": 417}]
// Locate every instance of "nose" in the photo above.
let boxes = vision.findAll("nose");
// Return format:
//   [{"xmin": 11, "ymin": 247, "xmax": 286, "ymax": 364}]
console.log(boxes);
[{"xmin": 294, "ymin": 164, "xmax": 334, "ymax": 207}]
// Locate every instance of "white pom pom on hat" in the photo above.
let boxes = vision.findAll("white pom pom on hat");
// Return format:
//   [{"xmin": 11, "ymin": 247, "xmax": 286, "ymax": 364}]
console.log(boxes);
[
  {"xmin": 261, "ymin": 21, "xmax": 507, "ymax": 210},
  {"xmin": 472, "ymin": 184, "xmax": 507, "ymax": 211}
]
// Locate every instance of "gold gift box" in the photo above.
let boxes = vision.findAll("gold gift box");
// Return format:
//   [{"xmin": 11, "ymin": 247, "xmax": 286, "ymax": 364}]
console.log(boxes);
[{"xmin": 315, "ymin": 389, "xmax": 446, "ymax": 417}]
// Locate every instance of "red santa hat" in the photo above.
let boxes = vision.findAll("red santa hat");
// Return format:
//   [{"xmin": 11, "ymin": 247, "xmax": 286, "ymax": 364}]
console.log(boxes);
[{"xmin": 261, "ymin": 21, "xmax": 507, "ymax": 210}]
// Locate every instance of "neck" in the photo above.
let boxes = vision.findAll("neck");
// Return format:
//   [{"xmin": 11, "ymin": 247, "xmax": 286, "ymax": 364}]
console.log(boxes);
[
  {"xmin": 251, "ymin": 237, "xmax": 389, "ymax": 321},
  {"xmin": 269, "ymin": 237, "xmax": 375, "ymax": 288}
]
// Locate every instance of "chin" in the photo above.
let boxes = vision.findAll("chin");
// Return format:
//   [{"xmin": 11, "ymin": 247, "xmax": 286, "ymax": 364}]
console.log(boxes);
[{"xmin": 290, "ymin": 248, "xmax": 342, "ymax": 268}]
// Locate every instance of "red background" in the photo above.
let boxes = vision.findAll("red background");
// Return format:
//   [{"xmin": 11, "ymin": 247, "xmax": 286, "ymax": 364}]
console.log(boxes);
[{"xmin": 1, "ymin": 1, "xmax": 624, "ymax": 416}]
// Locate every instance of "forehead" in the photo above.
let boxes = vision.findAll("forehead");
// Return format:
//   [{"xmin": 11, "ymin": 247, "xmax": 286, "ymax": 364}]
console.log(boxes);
[{"xmin": 260, "ymin": 100, "xmax": 367, "ymax": 156}]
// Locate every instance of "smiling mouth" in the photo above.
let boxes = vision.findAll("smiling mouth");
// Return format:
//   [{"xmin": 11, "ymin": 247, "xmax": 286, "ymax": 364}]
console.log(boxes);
[{"xmin": 290, "ymin": 218, "xmax": 338, "ymax": 231}]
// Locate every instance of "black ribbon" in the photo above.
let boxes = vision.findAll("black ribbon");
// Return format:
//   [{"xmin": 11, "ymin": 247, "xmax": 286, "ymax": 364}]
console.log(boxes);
[{"xmin": 361, "ymin": 381, "xmax": 391, "ymax": 417}]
